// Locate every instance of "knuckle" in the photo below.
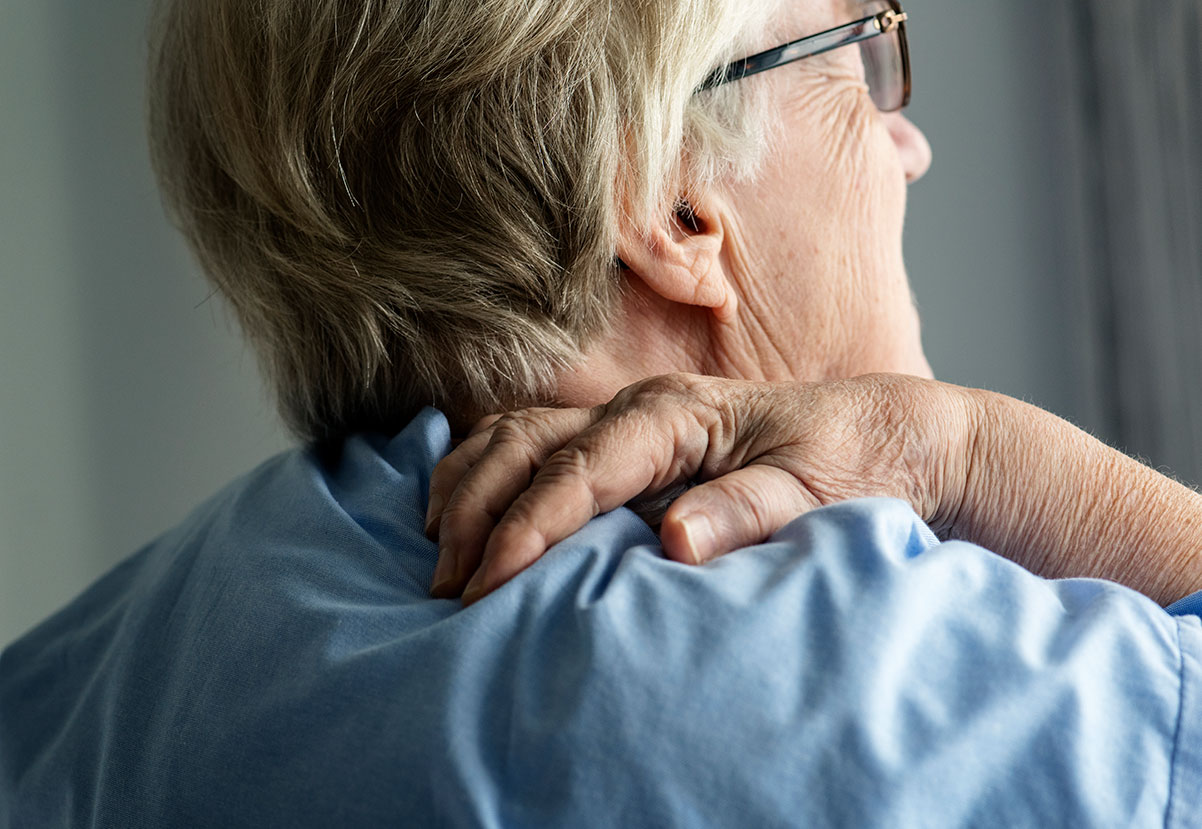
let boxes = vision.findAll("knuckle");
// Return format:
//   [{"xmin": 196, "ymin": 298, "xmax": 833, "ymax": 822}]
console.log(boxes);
[
  {"xmin": 491, "ymin": 514, "xmax": 547, "ymax": 554},
  {"xmin": 636, "ymin": 372, "xmax": 697, "ymax": 400},
  {"xmin": 438, "ymin": 492, "xmax": 475, "ymax": 524},
  {"xmin": 488, "ymin": 407, "xmax": 565, "ymax": 451},
  {"xmin": 489, "ymin": 412, "xmax": 534, "ymax": 446},
  {"xmin": 542, "ymin": 443, "xmax": 592, "ymax": 481},
  {"xmin": 540, "ymin": 446, "xmax": 603, "ymax": 514},
  {"xmin": 718, "ymin": 475, "xmax": 776, "ymax": 534},
  {"xmin": 609, "ymin": 373, "xmax": 699, "ymax": 412}
]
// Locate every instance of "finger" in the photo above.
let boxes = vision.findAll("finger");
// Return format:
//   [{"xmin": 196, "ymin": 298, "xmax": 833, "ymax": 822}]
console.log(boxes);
[
  {"xmin": 469, "ymin": 413, "xmax": 504, "ymax": 437},
  {"xmin": 659, "ymin": 463, "xmax": 822, "ymax": 565},
  {"xmin": 433, "ymin": 408, "xmax": 598, "ymax": 597},
  {"xmin": 460, "ymin": 409, "xmax": 709, "ymax": 603},
  {"xmin": 426, "ymin": 428, "xmax": 496, "ymax": 540},
  {"xmin": 428, "ymin": 408, "xmax": 572, "ymax": 540}
]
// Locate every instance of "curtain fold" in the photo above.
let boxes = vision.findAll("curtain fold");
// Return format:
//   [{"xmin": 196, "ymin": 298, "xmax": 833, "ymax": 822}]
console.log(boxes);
[{"xmin": 1065, "ymin": 0, "xmax": 1202, "ymax": 483}]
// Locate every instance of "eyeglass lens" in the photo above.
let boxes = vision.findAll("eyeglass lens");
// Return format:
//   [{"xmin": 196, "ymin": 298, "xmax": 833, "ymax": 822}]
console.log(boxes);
[{"xmin": 855, "ymin": 0, "xmax": 908, "ymax": 111}]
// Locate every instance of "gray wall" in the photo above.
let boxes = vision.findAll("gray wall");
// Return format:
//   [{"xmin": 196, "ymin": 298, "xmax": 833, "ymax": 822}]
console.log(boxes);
[
  {"xmin": 0, "ymin": 2, "xmax": 289, "ymax": 645},
  {"xmin": 903, "ymin": 0, "xmax": 1077, "ymax": 419},
  {"xmin": 0, "ymin": 0, "xmax": 1078, "ymax": 645}
]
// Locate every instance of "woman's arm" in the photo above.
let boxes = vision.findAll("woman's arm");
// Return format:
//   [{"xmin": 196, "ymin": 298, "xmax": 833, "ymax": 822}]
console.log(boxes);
[{"xmin": 955, "ymin": 388, "xmax": 1202, "ymax": 605}]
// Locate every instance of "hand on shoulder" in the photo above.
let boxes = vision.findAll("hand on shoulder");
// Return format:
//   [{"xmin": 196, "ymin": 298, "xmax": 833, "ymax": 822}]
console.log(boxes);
[
  {"xmin": 426, "ymin": 373, "xmax": 974, "ymax": 603},
  {"xmin": 425, "ymin": 373, "xmax": 1202, "ymax": 607}
]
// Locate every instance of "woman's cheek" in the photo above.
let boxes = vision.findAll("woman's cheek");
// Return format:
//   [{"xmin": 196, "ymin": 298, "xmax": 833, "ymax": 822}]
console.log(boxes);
[{"xmin": 784, "ymin": 78, "xmax": 881, "ymax": 186}]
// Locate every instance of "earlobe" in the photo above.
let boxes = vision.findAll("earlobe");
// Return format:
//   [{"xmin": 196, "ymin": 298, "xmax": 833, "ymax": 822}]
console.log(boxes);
[{"xmin": 615, "ymin": 197, "xmax": 739, "ymax": 324}]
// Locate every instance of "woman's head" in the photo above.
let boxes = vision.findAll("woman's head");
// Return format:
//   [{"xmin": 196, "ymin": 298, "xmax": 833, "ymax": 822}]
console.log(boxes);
[
  {"xmin": 149, "ymin": 0, "xmax": 784, "ymax": 439},
  {"xmin": 149, "ymin": 0, "xmax": 929, "ymax": 439},
  {"xmin": 647, "ymin": 0, "xmax": 934, "ymax": 388}
]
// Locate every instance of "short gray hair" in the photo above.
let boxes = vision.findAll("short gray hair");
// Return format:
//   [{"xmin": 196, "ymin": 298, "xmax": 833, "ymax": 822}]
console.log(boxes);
[{"xmin": 149, "ymin": 0, "xmax": 780, "ymax": 440}]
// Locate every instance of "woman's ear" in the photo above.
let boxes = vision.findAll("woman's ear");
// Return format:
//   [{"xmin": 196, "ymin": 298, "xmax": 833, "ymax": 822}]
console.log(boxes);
[{"xmin": 616, "ymin": 195, "xmax": 738, "ymax": 324}]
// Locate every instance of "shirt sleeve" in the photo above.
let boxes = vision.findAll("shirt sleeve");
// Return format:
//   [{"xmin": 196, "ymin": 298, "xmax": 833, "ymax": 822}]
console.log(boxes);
[
  {"xmin": 1168, "ymin": 590, "xmax": 1202, "ymax": 618},
  {"xmin": 1171, "ymin": 616, "xmax": 1202, "ymax": 829}
]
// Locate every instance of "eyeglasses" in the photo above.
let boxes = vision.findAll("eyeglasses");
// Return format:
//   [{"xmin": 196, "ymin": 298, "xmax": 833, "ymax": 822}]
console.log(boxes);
[{"xmin": 696, "ymin": 0, "xmax": 912, "ymax": 112}]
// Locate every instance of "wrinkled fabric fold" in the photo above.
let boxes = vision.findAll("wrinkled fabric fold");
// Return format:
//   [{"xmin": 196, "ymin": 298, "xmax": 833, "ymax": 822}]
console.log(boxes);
[{"xmin": 2, "ymin": 408, "xmax": 1198, "ymax": 827}]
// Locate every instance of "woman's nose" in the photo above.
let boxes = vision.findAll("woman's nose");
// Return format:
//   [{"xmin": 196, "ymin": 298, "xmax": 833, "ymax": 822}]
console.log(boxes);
[{"xmin": 883, "ymin": 112, "xmax": 932, "ymax": 184}]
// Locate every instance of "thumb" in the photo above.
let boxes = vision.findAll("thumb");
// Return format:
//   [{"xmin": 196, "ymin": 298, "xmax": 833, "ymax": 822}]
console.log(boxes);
[{"xmin": 660, "ymin": 464, "xmax": 822, "ymax": 564}]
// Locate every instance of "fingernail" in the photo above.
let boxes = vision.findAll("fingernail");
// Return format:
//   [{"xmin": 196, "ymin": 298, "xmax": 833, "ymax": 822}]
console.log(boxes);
[
  {"xmin": 461, "ymin": 566, "xmax": 489, "ymax": 606},
  {"xmin": 427, "ymin": 555, "xmax": 454, "ymax": 593},
  {"xmin": 430, "ymin": 571, "xmax": 456, "ymax": 598},
  {"xmin": 676, "ymin": 514, "xmax": 715, "ymax": 564},
  {"xmin": 430, "ymin": 579, "xmax": 457, "ymax": 599},
  {"xmin": 430, "ymin": 543, "xmax": 458, "ymax": 598},
  {"xmin": 425, "ymin": 494, "xmax": 445, "ymax": 536}
]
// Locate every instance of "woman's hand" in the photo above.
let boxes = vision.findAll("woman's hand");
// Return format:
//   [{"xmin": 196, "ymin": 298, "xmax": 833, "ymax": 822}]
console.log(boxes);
[
  {"xmin": 426, "ymin": 373, "xmax": 974, "ymax": 604},
  {"xmin": 428, "ymin": 371, "xmax": 1202, "ymax": 607}
]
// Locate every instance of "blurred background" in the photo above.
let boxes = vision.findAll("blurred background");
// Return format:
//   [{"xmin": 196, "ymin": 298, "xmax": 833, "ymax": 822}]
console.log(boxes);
[{"xmin": 2, "ymin": 0, "xmax": 1199, "ymax": 645}]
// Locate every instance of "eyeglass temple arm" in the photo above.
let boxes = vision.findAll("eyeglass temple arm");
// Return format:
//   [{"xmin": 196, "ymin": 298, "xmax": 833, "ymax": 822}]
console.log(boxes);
[{"xmin": 696, "ymin": 10, "xmax": 907, "ymax": 92}]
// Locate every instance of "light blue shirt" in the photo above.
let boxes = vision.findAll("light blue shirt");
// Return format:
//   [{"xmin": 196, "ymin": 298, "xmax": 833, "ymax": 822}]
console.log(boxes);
[{"xmin": 2, "ymin": 408, "xmax": 1200, "ymax": 827}]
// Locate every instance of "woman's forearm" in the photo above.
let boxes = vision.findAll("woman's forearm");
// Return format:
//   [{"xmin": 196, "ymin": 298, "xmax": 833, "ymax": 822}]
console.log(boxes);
[{"xmin": 953, "ymin": 390, "xmax": 1202, "ymax": 606}]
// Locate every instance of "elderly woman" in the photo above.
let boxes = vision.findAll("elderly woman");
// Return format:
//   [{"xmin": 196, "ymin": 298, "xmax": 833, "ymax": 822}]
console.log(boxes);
[{"xmin": 3, "ymin": 0, "xmax": 1201, "ymax": 826}]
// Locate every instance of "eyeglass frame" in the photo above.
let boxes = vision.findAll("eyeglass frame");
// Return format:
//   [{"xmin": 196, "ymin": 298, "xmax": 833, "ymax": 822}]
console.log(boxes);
[{"xmin": 695, "ymin": 0, "xmax": 912, "ymax": 112}]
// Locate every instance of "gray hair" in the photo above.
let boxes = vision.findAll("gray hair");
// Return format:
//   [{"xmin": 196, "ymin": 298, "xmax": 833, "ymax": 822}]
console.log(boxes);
[{"xmin": 149, "ymin": 0, "xmax": 780, "ymax": 440}]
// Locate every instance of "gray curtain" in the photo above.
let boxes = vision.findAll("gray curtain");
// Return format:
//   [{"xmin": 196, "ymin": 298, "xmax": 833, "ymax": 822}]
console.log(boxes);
[{"xmin": 1064, "ymin": 0, "xmax": 1202, "ymax": 484}]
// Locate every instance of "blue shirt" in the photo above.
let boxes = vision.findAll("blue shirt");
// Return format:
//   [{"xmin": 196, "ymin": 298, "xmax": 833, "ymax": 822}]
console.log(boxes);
[{"xmin": 2, "ymin": 408, "xmax": 1201, "ymax": 827}]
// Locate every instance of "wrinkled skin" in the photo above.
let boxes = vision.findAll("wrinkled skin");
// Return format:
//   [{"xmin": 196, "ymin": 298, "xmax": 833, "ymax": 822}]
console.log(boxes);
[
  {"xmin": 430, "ymin": 0, "xmax": 942, "ymax": 598},
  {"xmin": 429, "ymin": 373, "xmax": 1202, "ymax": 607},
  {"xmin": 425, "ymin": 2, "xmax": 1202, "ymax": 607},
  {"xmin": 704, "ymin": 8, "xmax": 932, "ymax": 385},
  {"xmin": 428, "ymin": 373, "xmax": 970, "ymax": 602},
  {"xmin": 554, "ymin": 0, "xmax": 933, "ymax": 409}
]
